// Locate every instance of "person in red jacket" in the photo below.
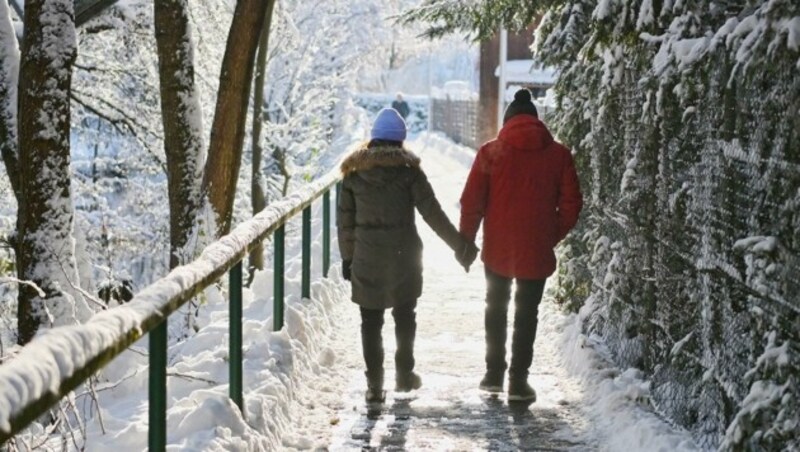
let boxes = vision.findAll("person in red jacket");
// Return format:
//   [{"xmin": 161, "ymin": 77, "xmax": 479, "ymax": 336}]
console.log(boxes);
[{"xmin": 459, "ymin": 88, "xmax": 583, "ymax": 401}]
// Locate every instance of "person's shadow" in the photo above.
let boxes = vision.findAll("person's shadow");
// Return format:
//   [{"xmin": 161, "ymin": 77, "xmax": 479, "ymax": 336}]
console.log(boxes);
[
  {"xmin": 379, "ymin": 398, "xmax": 412, "ymax": 450},
  {"xmin": 350, "ymin": 397, "xmax": 413, "ymax": 450},
  {"xmin": 352, "ymin": 395, "xmax": 541, "ymax": 450},
  {"xmin": 508, "ymin": 398, "xmax": 536, "ymax": 419}
]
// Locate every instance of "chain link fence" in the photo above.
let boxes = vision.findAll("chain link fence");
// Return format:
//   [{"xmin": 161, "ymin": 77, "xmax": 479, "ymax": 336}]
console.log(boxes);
[
  {"xmin": 430, "ymin": 97, "xmax": 480, "ymax": 149},
  {"xmin": 556, "ymin": 50, "xmax": 799, "ymax": 449}
]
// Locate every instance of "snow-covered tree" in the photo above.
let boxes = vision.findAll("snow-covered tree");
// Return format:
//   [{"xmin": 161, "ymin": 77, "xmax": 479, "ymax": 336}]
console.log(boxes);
[
  {"xmin": 154, "ymin": 0, "xmax": 206, "ymax": 269},
  {"xmin": 253, "ymin": 0, "xmax": 391, "ymax": 199},
  {"xmin": 200, "ymin": 0, "xmax": 269, "ymax": 237},
  {"xmin": 0, "ymin": 1, "xmax": 19, "ymax": 198},
  {"xmin": 7, "ymin": 0, "xmax": 93, "ymax": 344}
]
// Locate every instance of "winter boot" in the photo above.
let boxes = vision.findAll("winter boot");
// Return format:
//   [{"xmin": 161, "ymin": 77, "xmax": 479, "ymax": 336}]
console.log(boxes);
[
  {"xmin": 507, "ymin": 377, "xmax": 536, "ymax": 402},
  {"xmin": 395, "ymin": 371, "xmax": 422, "ymax": 392},
  {"xmin": 365, "ymin": 371, "xmax": 386, "ymax": 403},
  {"xmin": 479, "ymin": 370, "xmax": 504, "ymax": 393},
  {"xmin": 392, "ymin": 301, "xmax": 420, "ymax": 393},
  {"xmin": 365, "ymin": 387, "xmax": 386, "ymax": 403}
]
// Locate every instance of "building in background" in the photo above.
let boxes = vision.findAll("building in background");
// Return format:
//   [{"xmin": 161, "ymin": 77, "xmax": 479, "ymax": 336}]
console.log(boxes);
[
  {"xmin": 498, "ymin": 61, "xmax": 557, "ymax": 121},
  {"xmin": 478, "ymin": 26, "xmax": 556, "ymax": 144}
]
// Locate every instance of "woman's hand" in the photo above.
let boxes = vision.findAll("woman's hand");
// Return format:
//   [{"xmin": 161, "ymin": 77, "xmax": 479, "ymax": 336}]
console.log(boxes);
[{"xmin": 455, "ymin": 239, "xmax": 479, "ymax": 272}]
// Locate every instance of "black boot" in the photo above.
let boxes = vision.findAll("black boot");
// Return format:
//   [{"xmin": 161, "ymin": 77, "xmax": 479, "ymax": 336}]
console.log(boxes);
[
  {"xmin": 395, "ymin": 371, "xmax": 422, "ymax": 392},
  {"xmin": 393, "ymin": 301, "xmax": 421, "ymax": 392},
  {"xmin": 479, "ymin": 370, "xmax": 504, "ymax": 393},
  {"xmin": 507, "ymin": 375, "xmax": 536, "ymax": 402},
  {"xmin": 365, "ymin": 370, "xmax": 386, "ymax": 403},
  {"xmin": 484, "ymin": 269, "xmax": 511, "ymax": 383},
  {"xmin": 361, "ymin": 308, "xmax": 385, "ymax": 402}
]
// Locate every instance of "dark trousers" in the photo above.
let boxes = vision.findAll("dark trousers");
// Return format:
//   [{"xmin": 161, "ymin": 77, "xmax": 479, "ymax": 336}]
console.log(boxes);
[
  {"xmin": 484, "ymin": 268, "xmax": 546, "ymax": 380},
  {"xmin": 360, "ymin": 300, "xmax": 417, "ymax": 379}
]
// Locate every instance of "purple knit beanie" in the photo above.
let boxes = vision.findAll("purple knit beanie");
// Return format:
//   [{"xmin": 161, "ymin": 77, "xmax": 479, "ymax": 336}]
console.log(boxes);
[{"xmin": 370, "ymin": 108, "xmax": 407, "ymax": 142}]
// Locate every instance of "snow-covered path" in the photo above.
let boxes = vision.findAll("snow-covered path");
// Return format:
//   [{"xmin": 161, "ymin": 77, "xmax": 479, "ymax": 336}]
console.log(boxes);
[{"xmin": 280, "ymin": 134, "xmax": 594, "ymax": 450}]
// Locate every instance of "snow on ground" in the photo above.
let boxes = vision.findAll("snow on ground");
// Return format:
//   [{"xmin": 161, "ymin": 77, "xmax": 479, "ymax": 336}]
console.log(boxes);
[
  {"xmin": 541, "ymin": 299, "xmax": 701, "ymax": 451},
  {"xmin": 10, "ymin": 132, "xmax": 700, "ymax": 451}
]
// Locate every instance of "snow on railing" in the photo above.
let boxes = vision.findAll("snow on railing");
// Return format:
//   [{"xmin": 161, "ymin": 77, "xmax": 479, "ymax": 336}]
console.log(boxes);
[{"xmin": 0, "ymin": 171, "xmax": 341, "ymax": 449}]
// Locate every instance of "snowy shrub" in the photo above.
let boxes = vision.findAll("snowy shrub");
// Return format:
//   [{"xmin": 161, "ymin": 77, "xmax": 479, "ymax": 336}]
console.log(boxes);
[{"xmin": 532, "ymin": 0, "xmax": 800, "ymax": 447}]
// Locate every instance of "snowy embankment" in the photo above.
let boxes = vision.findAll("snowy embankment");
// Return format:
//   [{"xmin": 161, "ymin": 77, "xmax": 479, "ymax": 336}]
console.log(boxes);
[
  {"xmin": 81, "ymin": 259, "xmax": 350, "ymax": 451},
  {"xmin": 539, "ymin": 298, "xmax": 701, "ymax": 451}
]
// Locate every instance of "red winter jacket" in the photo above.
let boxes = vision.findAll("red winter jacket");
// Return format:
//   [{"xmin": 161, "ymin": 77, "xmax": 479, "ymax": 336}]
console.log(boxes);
[{"xmin": 459, "ymin": 115, "xmax": 583, "ymax": 280}]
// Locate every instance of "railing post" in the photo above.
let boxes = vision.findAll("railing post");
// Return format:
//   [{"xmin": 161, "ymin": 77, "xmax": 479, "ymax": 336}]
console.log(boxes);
[
  {"xmin": 148, "ymin": 321, "xmax": 167, "ymax": 452},
  {"xmin": 229, "ymin": 261, "xmax": 243, "ymax": 411},
  {"xmin": 273, "ymin": 225, "xmax": 285, "ymax": 330},
  {"xmin": 301, "ymin": 206, "xmax": 311, "ymax": 298},
  {"xmin": 323, "ymin": 190, "xmax": 330, "ymax": 278}
]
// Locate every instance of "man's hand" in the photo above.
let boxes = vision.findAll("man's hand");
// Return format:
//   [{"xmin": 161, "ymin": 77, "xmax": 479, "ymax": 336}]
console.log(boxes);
[
  {"xmin": 342, "ymin": 260, "xmax": 352, "ymax": 281},
  {"xmin": 455, "ymin": 239, "xmax": 479, "ymax": 272}
]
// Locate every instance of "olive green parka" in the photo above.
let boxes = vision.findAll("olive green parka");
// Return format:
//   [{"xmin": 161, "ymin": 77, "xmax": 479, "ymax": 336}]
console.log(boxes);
[{"xmin": 337, "ymin": 144, "xmax": 463, "ymax": 309}]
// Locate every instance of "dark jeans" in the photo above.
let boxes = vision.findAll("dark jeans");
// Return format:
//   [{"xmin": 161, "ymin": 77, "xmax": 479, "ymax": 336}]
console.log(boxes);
[
  {"xmin": 484, "ymin": 268, "xmax": 546, "ymax": 380},
  {"xmin": 360, "ymin": 300, "xmax": 417, "ymax": 379}
]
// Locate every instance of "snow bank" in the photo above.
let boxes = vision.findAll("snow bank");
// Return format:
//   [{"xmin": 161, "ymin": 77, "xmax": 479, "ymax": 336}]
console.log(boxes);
[
  {"xmin": 81, "ymin": 268, "xmax": 350, "ymax": 451},
  {"xmin": 540, "ymin": 298, "xmax": 701, "ymax": 451}
]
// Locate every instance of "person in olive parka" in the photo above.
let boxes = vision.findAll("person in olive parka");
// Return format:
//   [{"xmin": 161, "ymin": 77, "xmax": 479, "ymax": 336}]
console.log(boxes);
[{"xmin": 338, "ymin": 108, "xmax": 477, "ymax": 403}]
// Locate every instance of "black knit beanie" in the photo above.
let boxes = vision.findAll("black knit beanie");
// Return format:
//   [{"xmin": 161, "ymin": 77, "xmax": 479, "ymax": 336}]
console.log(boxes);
[{"xmin": 503, "ymin": 89, "xmax": 538, "ymax": 124}]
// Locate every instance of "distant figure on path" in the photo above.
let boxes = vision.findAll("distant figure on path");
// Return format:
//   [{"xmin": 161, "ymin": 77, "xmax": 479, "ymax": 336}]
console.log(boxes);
[
  {"xmin": 338, "ymin": 108, "xmax": 476, "ymax": 403},
  {"xmin": 459, "ymin": 89, "xmax": 583, "ymax": 401},
  {"xmin": 391, "ymin": 93, "xmax": 410, "ymax": 120}
]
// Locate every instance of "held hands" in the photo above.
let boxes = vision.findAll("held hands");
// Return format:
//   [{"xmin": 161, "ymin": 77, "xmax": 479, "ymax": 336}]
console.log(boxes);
[
  {"xmin": 342, "ymin": 259, "xmax": 352, "ymax": 281},
  {"xmin": 455, "ymin": 238, "xmax": 479, "ymax": 272}
]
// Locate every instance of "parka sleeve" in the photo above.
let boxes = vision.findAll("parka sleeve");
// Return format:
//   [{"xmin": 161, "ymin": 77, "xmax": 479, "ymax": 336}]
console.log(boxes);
[
  {"xmin": 411, "ymin": 168, "xmax": 463, "ymax": 251},
  {"xmin": 459, "ymin": 145, "xmax": 490, "ymax": 242},
  {"xmin": 556, "ymin": 149, "xmax": 583, "ymax": 241},
  {"xmin": 337, "ymin": 178, "xmax": 356, "ymax": 261}
]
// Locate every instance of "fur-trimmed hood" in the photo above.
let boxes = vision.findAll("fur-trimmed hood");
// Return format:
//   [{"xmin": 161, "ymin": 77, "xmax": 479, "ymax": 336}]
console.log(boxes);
[{"xmin": 340, "ymin": 145, "xmax": 420, "ymax": 176}]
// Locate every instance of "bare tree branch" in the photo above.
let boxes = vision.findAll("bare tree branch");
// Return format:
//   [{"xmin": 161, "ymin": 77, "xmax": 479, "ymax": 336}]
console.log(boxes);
[{"xmin": 71, "ymin": 92, "xmax": 167, "ymax": 173}]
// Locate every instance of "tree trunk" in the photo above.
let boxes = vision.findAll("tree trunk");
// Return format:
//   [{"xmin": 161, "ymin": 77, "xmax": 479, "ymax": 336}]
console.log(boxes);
[
  {"xmin": 154, "ymin": 0, "xmax": 205, "ymax": 270},
  {"xmin": 202, "ymin": 0, "xmax": 269, "ymax": 237},
  {"xmin": 248, "ymin": 0, "xmax": 277, "ymax": 283},
  {"xmin": 17, "ymin": 0, "xmax": 91, "ymax": 345},
  {"xmin": 0, "ymin": 0, "xmax": 20, "ymax": 198}
]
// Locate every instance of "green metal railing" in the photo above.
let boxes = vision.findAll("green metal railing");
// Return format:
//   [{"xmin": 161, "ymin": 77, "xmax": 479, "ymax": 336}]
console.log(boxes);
[{"xmin": 0, "ymin": 175, "xmax": 343, "ymax": 450}]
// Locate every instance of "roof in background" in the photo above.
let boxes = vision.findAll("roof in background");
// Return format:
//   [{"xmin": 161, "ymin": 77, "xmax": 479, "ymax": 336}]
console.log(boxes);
[{"xmin": 496, "ymin": 59, "xmax": 557, "ymax": 86}]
